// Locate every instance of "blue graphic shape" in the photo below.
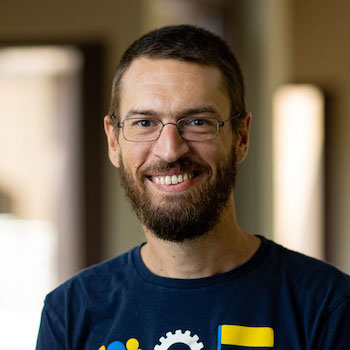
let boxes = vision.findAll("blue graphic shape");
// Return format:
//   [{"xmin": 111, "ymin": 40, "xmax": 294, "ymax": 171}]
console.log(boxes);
[
  {"xmin": 217, "ymin": 325, "xmax": 222, "ymax": 350},
  {"xmin": 107, "ymin": 341, "xmax": 126, "ymax": 350}
]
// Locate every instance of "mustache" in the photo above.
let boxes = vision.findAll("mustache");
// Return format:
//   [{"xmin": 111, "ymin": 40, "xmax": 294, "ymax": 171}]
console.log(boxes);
[{"xmin": 141, "ymin": 157, "xmax": 211, "ymax": 175}]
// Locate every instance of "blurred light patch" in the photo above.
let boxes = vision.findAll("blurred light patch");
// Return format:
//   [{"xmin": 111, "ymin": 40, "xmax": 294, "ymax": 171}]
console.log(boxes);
[
  {"xmin": 273, "ymin": 85, "xmax": 324, "ymax": 259},
  {"xmin": 0, "ymin": 46, "xmax": 81, "ymax": 76},
  {"xmin": 0, "ymin": 215, "xmax": 57, "ymax": 350}
]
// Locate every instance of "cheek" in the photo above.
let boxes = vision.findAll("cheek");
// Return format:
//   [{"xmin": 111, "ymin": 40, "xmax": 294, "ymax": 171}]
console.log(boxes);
[
  {"xmin": 201, "ymin": 134, "xmax": 232, "ymax": 156},
  {"xmin": 216, "ymin": 133, "xmax": 235, "ymax": 159},
  {"xmin": 120, "ymin": 142, "xmax": 150, "ymax": 174},
  {"xmin": 191, "ymin": 144, "xmax": 220, "ymax": 173}
]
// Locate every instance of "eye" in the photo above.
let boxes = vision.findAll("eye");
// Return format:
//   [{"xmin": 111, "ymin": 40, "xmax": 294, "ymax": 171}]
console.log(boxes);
[
  {"xmin": 139, "ymin": 119, "xmax": 153, "ymax": 127},
  {"xmin": 129, "ymin": 119, "xmax": 157, "ymax": 128},
  {"xmin": 185, "ymin": 117, "xmax": 216, "ymax": 127},
  {"xmin": 191, "ymin": 118, "xmax": 206, "ymax": 126}
]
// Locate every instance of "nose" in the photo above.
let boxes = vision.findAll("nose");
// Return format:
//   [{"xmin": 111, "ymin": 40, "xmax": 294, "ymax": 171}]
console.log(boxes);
[{"xmin": 152, "ymin": 123, "xmax": 190, "ymax": 162}]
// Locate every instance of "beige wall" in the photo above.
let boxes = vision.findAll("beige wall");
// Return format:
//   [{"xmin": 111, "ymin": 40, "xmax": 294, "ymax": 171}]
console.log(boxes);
[
  {"xmin": 1, "ymin": 0, "xmax": 144, "ymax": 112},
  {"xmin": 293, "ymin": 0, "xmax": 350, "ymax": 272},
  {"xmin": 224, "ymin": 0, "xmax": 350, "ymax": 273},
  {"xmin": 0, "ymin": 0, "xmax": 147, "ymax": 261}
]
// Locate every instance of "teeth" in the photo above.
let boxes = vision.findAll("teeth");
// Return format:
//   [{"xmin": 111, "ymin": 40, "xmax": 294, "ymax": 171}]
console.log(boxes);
[
  {"xmin": 152, "ymin": 173, "xmax": 193, "ymax": 186},
  {"xmin": 171, "ymin": 175, "xmax": 178, "ymax": 184}
]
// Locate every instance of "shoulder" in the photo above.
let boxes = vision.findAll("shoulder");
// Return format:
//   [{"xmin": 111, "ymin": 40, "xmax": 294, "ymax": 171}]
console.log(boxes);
[
  {"xmin": 44, "ymin": 246, "xmax": 140, "ymax": 308},
  {"xmin": 266, "ymin": 237, "xmax": 349, "ymax": 279},
  {"xmin": 262, "ymin": 237, "xmax": 350, "ymax": 309}
]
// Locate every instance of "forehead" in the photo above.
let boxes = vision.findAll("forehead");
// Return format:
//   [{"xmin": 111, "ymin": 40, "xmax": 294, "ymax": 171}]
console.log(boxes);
[{"xmin": 119, "ymin": 58, "xmax": 230, "ymax": 118}]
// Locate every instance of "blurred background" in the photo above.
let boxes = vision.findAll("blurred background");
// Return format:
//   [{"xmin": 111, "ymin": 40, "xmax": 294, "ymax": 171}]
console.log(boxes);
[{"xmin": 0, "ymin": 0, "xmax": 349, "ymax": 349}]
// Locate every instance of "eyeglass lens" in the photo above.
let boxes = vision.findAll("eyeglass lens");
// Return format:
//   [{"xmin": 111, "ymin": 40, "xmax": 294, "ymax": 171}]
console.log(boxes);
[{"xmin": 122, "ymin": 117, "xmax": 219, "ymax": 142}]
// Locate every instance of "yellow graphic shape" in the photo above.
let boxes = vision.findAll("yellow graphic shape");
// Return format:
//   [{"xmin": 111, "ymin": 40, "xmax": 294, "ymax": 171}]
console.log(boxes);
[
  {"xmin": 221, "ymin": 324, "xmax": 274, "ymax": 347},
  {"xmin": 98, "ymin": 346, "xmax": 106, "ymax": 350},
  {"xmin": 126, "ymin": 338, "xmax": 141, "ymax": 350}
]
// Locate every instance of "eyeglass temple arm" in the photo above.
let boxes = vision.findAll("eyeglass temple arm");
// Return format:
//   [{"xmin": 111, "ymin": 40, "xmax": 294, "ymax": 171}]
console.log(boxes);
[
  {"xmin": 111, "ymin": 114, "xmax": 123, "ymax": 128},
  {"xmin": 218, "ymin": 112, "xmax": 244, "ymax": 127}
]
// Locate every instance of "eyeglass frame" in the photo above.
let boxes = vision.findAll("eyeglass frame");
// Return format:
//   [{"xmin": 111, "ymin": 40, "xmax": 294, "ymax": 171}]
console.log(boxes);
[{"xmin": 110, "ymin": 112, "xmax": 244, "ymax": 142}]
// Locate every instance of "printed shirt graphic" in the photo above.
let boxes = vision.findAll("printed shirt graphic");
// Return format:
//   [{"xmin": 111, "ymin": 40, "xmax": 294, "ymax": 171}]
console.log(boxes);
[
  {"xmin": 98, "ymin": 338, "xmax": 141, "ymax": 350},
  {"xmin": 218, "ymin": 325, "xmax": 274, "ymax": 348},
  {"xmin": 98, "ymin": 326, "xmax": 275, "ymax": 350},
  {"xmin": 36, "ymin": 237, "xmax": 350, "ymax": 350}
]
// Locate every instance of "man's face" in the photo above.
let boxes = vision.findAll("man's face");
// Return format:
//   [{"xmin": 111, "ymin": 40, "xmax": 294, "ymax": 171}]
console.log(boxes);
[{"xmin": 105, "ymin": 58, "xmax": 249, "ymax": 242}]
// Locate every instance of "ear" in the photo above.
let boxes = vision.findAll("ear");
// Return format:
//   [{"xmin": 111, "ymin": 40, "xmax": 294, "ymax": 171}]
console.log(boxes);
[
  {"xmin": 104, "ymin": 115, "xmax": 121, "ymax": 168},
  {"xmin": 235, "ymin": 112, "xmax": 251, "ymax": 163}
]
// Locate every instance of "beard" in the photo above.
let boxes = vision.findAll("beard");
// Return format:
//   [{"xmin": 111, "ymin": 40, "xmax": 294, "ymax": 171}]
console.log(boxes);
[{"xmin": 119, "ymin": 149, "xmax": 237, "ymax": 243}]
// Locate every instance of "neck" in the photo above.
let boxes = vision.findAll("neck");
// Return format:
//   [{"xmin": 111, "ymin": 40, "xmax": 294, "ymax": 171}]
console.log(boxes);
[{"xmin": 140, "ymin": 197, "xmax": 261, "ymax": 279}]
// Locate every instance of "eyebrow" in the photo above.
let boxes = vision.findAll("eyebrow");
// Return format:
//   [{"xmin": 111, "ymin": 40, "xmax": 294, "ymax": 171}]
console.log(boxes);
[
  {"xmin": 125, "ymin": 109, "xmax": 160, "ymax": 118},
  {"xmin": 124, "ymin": 106, "xmax": 220, "ymax": 119}
]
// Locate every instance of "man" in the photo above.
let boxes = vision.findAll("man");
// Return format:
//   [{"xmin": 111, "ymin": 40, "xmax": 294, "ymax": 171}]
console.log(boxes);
[{"xmin": 37, "ymin": 25, "xmax": 350, "ymax": 349}]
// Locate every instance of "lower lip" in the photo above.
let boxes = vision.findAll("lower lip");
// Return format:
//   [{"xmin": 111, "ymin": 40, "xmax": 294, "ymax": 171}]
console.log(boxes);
[{"xmin": 147, "ymin": 175, "xmax": 200, "ymax": 193}]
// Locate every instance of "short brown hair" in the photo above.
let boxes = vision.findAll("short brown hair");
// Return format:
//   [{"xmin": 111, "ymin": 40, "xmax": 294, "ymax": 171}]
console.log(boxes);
[{"xmin": 108, "ymin": 24, "xmax": 246, "ymax": 131}]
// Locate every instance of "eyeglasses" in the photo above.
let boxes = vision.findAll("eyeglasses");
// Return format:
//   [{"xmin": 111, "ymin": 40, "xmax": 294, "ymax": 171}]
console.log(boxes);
[{"xmin": 111, "ymin": 113, "xmax": 243, "ymax": 142}]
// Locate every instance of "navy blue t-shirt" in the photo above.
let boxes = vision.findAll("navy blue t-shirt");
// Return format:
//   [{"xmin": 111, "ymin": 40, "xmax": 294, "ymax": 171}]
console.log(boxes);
[{"xmin": 36, "ymin": 236, "xmax": 350, "ymax": 349}]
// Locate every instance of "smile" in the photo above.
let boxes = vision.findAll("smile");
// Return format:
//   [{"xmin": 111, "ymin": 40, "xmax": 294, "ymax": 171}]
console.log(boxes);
[{"xmin": 148, "ymin": 173, "xmax": 194, "ymax": 186}]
